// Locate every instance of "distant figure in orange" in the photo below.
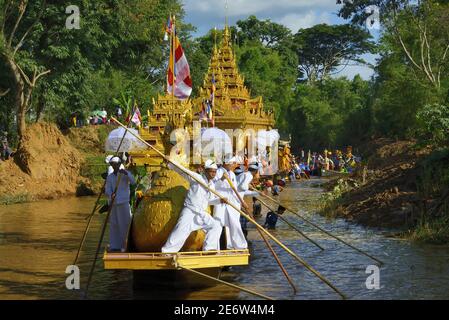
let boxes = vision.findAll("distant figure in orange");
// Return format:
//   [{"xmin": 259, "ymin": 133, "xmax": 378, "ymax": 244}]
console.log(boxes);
[{"xmin": 279, "ymin": 145, "xmax": 292, "ymax": 174}]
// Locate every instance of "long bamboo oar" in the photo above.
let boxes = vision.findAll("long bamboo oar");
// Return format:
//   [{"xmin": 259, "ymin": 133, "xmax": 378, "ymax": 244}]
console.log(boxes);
[
  {"xmin": 257, "ymin": 197, "xmax": 324, "ymax": 251},
  {"xmin": 111, "ymin": 117, "xmax": 347, "ymax": 299},
  {"xmin": 83, "ymin": 173, "xmax": 123, "ymax": 298},
  {"xmin": 178, "ymin": 266, "xmax": 274, "ymax": 300},
  {"xmin": 73, "ymin": 117, "xmax": 134, "ymax": 266},
  {"xmin": 223, "ymin": 174, "xmax": 298, "ymax": 293},
  {"xmin": 251, "ymin": 188, "xmax": 383, "ymax": 266}
]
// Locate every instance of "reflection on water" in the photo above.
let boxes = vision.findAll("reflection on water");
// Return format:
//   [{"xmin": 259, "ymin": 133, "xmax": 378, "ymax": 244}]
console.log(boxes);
[{"xmin": 1, "ymin": 178, "xmax": 449, "ymax": 300}]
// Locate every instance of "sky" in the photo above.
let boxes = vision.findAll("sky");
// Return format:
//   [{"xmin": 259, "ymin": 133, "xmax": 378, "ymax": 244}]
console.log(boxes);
[{"xmin": 182, "ymin": 0, "xmax": 381, "ymax": 80}]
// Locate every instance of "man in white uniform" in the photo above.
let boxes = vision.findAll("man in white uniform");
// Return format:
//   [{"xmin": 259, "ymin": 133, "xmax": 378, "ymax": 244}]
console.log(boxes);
[
  {"xmin": 161, "ymin": 160, "xmax": 224, "ymax": 253},
  {"xmin": 105, "ymin": 157, "xmax": 136, "ymax": 252},
  {"xmin": 105, "ymin": 154, "xmax": 125, "ymax": 175},
  {"xmin": 234, "ymin": 163, "xmax": 260, "ymax": 238},
  {"xmin": 236, "ymin": 163, "xmax": 260, "ymax": 199},
  {"xmin": 214, "ymin": 157, "xmax": 249, "ymax": 250}
]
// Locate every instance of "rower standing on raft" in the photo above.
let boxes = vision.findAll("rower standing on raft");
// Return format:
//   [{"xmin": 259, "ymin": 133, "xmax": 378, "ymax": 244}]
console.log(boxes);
[
  {"xmin": 213, "ymin": 157, "xmax": 249, "ymax": 250},
  {"xmin": 234, "ymin": 162, "xmax": 261, "ymax": 237},
  {"xmin": 161, "ymin": 160, "xmax": 225, "ymax": 253},
  {"xmin": 105, "ymin": 156, "xmax": 136, "ymax": 252}
]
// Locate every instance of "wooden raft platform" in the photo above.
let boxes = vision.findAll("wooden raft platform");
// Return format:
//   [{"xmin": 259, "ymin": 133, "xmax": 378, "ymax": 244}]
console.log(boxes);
[{"xmin": 103, "ymin": 249, "xmax": 250, "ymax": 270}]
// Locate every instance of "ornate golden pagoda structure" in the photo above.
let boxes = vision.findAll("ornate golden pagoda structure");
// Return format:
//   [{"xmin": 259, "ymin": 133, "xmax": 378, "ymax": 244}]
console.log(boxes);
[
  {"xmin": 193, "ymin": 25, "xmax": 275, "ymax": 130},
  {"xmin": 131, "ymin": 24, "xmax": 275, "ymax": 170},
  {"xmin": 131, "ymin": 96, "xmax": 193, "ymax": 169}
]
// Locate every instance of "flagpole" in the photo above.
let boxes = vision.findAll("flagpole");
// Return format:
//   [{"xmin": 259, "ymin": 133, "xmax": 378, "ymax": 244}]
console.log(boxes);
[{"xmin": 171, "ymin": 15, "xmax": 176, "ymax": 112}]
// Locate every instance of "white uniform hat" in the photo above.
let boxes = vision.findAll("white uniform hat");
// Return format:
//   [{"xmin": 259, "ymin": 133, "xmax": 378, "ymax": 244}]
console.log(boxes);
[
  {"xmin": 204, "ymin": 159, "xmax": 218, "ymax": 170},
  {"xmin": 224, "ymin": 156, "xmax": 237, "ymax": 164},
  {"xmin": 248, "ymin": 155, "xmax": 258, "ymax": 164},
  {"xmin": 109, "ymin": 156, "xmax": 121, "ymax": 164},
  {"xmin": 249, "ymin": 163, "xmax": 260, "ymax": 171},
  {"xmin": 235, "ymin": 155, "xmax": 244, "ymax": 164}
]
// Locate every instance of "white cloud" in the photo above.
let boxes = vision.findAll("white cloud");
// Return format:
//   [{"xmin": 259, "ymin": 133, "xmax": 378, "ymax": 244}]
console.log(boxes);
[
  {"xmin": 277, "ymin": 11, "xmax": 332, "ymax": 32},
  {"xmin": 183, "ymin": 0, "xmax": 343, "ymax": 36},
  {"xmin": 184, "ymin": 0, "xmax": 337, "ymax": 17}
]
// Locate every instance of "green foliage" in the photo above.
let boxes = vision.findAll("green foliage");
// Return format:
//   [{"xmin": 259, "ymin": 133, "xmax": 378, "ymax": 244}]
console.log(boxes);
[
  {"xmin": 416, "ymin": 104, "xmax": 449, "ymax": 147},
  {"xmin": 236, "ymin": 15, "xmax": 291, "ymax": 48},
  {"xmin": 293, "ymin": 23, "xmax": 376, "ymax": 82},
  {"xmin": 417, "ymin": 148, "xmax": 449, "ymax": 198},
  {"xmin": 410, "ymin": 216, "xmax": 449, "ymax": 244},
  {"xmin": 287, "ymin": 76, "xmax": 373, "ymax": 150},
  {"xmin": 0, "ymin": 193, "xmax": 32, "ymax": 205},
  {"xmin": 0, "ymin": 0, "xmax": 188, "ymax": 134}
]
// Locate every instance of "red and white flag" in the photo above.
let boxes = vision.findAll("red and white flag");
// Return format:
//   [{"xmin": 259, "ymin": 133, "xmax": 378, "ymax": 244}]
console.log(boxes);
[
  {"xmin": 131, "ymin": 107, "xmax": 142, "ymax": 127},
  {"xmin": 166, "ymin": 19, "xmax": 192, "ymax": 99}
]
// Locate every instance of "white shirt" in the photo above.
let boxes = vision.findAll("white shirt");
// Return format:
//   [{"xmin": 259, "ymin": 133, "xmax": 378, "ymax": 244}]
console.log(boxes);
[
  {"xmin": 214, "ymin": 167, "xmax": 240, "ymax": 207},
  {"xmin": 105, "ymin": 170, "xmax": 136, "ymax": 205},
  {"xmin": 169, "ymin": 163, "xmax": 220, "ymax": 215},
  {"xmin": 236, "ymin": 171, "xmax": 258, "ymax": 198}
]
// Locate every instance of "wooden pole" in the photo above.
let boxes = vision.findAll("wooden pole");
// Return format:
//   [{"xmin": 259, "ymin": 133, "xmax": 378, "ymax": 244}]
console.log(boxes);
[
  {"xmin": 179, "ymin": 266, "xmax": 274, "ymax": 300},
  {"xmin": 83, "ymin": 173, "xmax": 123, "ymax": 299},
  {"xmin": 223, "ymin": 174, "xmax": 298, "ymax": 293},
  {"xmin": 251, "ymin": 188, "xmax": 384, "ymax": 266},
  {"xmin": 110, "ymin": 117, "xmax": 347, "ymax": 299},
  {"xmin": 256, "ymin": 196, "xmax": 324, "ymax": 251}
]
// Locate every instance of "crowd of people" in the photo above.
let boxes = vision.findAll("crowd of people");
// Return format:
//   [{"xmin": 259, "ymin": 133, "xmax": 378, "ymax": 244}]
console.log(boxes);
[
  {"xmin": 70, "ymin": 107, "xmax": 124, "ymax": 128},
  {"xmin": 285, "ymin": 145, "xmax": 362, "ymax": 180}
]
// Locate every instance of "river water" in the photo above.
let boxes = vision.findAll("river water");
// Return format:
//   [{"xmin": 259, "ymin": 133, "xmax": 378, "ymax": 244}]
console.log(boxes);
[{"xmin": 1, "ymin": 178, "xmax": 448, "ymax": 300}]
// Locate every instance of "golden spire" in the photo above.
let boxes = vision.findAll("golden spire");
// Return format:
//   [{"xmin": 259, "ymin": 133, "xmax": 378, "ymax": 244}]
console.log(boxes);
[
  {"xmin": 213, "ymin": 26, "xmax": 218, "ymax": 54},
  {"xmin": 225, "ymin": 0, "xmax": 228, "ymax": 26},
  {"xmin": 223, "ymin": 0, "xmax": 231, "ymax": 47}
]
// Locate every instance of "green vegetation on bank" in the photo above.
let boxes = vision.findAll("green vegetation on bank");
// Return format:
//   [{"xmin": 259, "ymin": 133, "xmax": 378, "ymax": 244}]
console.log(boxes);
[{"xmin": 0, "ymin": 193, "xmax": 32, "ymax": 205}]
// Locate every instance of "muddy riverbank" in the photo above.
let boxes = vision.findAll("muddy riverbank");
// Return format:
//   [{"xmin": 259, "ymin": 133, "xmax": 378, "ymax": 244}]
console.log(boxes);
[{"xmin": 0, "ymin": 123, "xmax": 111, "ymax": 205}]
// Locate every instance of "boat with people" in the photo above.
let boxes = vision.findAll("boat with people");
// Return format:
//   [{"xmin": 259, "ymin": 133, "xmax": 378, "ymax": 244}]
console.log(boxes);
[{"xmin": 101, "ymin": 21, "xmax": 277, "ymax": 289}]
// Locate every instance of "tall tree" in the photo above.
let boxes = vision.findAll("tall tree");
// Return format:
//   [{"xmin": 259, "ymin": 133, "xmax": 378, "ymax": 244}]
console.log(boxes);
[
  {"xmin": 293, "ymin": 24, "xmax": 376, "ymax": 82},
  {"xmin": 0, "ymin": 0, "xmax": 50, "ymax": 144},
  {"xmin": 338, "ymin": 0, "xmax": 449, "ymax": 90},
  {"xmin": 236, "ymin": 15, "xmax": 291, "ymax": 48},
  {"xmin": 0, "ymin": 0, "xmax": 189, "ymax": 142}
]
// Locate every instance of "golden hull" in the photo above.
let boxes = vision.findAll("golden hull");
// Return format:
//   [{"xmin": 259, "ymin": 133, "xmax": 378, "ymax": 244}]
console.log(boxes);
[{"xmin": 131, "ymin": 166, "xmax": 205, "ymax": 252}]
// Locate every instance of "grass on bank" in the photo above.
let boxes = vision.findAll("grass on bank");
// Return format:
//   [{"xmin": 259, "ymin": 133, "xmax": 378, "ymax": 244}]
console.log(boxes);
[
  {"xmin": 320, "ymin": 178, "xmax": 358, "ymax": 219},
  {"xmin": 406, "ymin": 216, "xmax": 449, "ymax": 244},
  {"xmin": 0, "ymin": 193, "xmax": 32, "ymax": 205}
]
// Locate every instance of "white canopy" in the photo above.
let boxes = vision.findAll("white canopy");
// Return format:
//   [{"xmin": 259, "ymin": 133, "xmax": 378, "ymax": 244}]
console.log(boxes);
[{"xmin": 104, "ymin": 127, "xmax": 146, "ymax": 153}]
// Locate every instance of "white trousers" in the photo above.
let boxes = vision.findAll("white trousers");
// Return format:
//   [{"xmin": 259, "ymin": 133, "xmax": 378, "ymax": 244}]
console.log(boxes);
[
  {"xmin": 109, "ymin": 202, "xmax": 132, "ymax": 250},
  {"xmin": 161, "ymin": 207, "xmax": 222, "ymax": 253},
  {"xmin": 214, "ymin": 204, "xmax": 248, "ymax": 250}
]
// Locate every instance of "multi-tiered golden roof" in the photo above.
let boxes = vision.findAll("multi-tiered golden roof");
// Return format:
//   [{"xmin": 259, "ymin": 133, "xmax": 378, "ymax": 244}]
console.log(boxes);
[
  {"xmin": 193, "ymin": 25, "xmax": 275, "ymax": 130},
  {"xmin": 132, "ymin": 24, "xmax": 275, "ymax": 170}
]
